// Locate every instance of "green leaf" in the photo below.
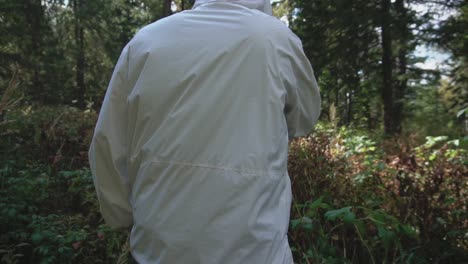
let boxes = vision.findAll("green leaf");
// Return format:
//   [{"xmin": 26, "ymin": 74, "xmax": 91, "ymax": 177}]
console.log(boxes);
[
  {"xmin": 399, "ymin": 224, "xmax": 418, "ymax": 238},
  {"xmin": 305, "ymin": 197, "xmax": 331, "ymax": 217},
  {"xmin": 447, "ymin": 139, "xmax": 460, "ymax": 147},
  {"xmin": 354, "ymin": 221, "xmax": 367, "ymax": 237},
  {"xmin": 31, "ymin": 232, "xmax": 43, "ymax": 244},
  {"xmin": 343, "ymin": 211, "xmax": 356, "ymax": 225},
  {"xmin": 325, "ymin": 206, "xmax": 352, "ymax": 221},
  {"xmin": 456, "ymin": 107, "xmax": 467, "ymax": 118},
  {"xmin": 290, "ymin": 216, "xmax": 313, "ymax": 230},
  {"xmin": 377, "ymin": 224, "xmax": 396, "ymax": 249}
]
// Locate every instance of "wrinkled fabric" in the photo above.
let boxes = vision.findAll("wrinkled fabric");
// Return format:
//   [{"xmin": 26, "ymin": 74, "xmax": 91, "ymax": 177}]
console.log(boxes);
[{"xmin": 89, "ymin": 1, "xmax": 320, "ymax": 264}]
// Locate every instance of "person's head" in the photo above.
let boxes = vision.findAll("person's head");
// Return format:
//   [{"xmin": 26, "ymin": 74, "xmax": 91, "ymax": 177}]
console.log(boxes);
[{"xmin": 192, "ymin": 0, "xmax": 272, "ymax": 15}]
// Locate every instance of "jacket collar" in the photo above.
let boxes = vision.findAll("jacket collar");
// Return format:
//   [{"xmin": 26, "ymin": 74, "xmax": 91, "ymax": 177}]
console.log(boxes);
[{"xmin": 193, "ymin": 0, "xmax": 272, "ymax": 15}]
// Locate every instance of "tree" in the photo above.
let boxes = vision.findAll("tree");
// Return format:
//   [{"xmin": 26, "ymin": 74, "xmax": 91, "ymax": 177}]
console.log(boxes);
[
  {"xmin": 380, "ymin": 0, "xmax": 395, "ymax": 135},
  {"xmin": 162, "ymin": 0, "xmax": 172, "ymax": 17},
  {"xmin": 291, "ymin": 0, "xmax": 382, "ymax": 128},
  {"xmin": 290, "ymin": 0, "xmax": 436, "ymax": 136},
  {"xmin": 71, "ymin": 0, "xmax": 85, "ymax": 108},
  {"xmin": 434, "ymin": 1, "xmax": 468, "ymax": 123}
]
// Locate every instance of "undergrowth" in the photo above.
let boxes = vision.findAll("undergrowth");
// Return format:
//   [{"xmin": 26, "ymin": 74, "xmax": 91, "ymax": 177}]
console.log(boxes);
[
  {"xmin": 1, "ymin": 106, "xmax": 467, "ymax": 263},
  {"xmin": 288, "ymin": 125, "xmax": 467, "ymax": 263}
]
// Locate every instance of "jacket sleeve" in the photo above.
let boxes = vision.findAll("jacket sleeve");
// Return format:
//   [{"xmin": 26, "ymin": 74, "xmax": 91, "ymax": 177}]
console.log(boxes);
[
  {"xmin": 282, "ymin": 35, "xmax": 321, "ymax": 140},
  {"xmin": 88, "ymin": 45, "xmax": 133, "ymax": 228}
]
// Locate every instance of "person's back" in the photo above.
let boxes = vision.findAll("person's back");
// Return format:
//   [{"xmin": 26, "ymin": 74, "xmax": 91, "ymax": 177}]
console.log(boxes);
[{"xmin": 89, "ymin": 1, "xmax": 321, "ymax": 263}]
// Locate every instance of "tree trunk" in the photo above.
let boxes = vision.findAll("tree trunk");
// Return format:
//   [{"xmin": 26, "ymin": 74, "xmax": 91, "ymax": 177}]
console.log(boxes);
[
  {"xmin": 394, "ymin": 0, "xmax": 408, "ymax": 134},
  {"xmin": 381, "ymin": 0, "xmax": 395, "ymax": 136},
  {"xmin": 335, "ymin": 79, "xmax": 340, "ymax": 126},
  {"xmin": 73, "ymin": 0, "xmax": 86, "ymax": 108},
  {"xmin": 76, "ymin": 27, "xmax": 85, "ymax": 108},
  {"xmin": 162, "ymin": 0, "xmax": 172, "ymax": 18},
  {"xmin": 346, "ymin": 88, "xmax": 353, "ymax": 125},
  {"xmin": 24, "ymin": 0, "xmax": 44, "ymax": 101}
]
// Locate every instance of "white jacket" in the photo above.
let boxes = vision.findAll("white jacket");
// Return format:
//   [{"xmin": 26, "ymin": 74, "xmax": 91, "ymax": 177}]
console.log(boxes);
[{"xmin": 89, "ymin": 0, "xmax": 321, "ymax": 263}]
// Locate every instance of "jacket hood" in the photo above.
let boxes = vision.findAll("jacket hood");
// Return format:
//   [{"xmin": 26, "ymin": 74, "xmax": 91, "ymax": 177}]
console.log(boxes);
[{"xmin": 193, "ymin": 0, "xmax": 272, "ymax": 15}]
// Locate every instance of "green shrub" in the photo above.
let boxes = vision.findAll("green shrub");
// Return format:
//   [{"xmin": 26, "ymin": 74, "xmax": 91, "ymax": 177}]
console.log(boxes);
[
  {"xmin": 288, "ymin": 126, "xmax": 468, "ymax": 263},
  {"xmin": 0, "ymin": 164, "xmax": 127, "ymax": 264},
  {"xmin": 1, "ymin": 105, "xmax": 97, "ymax": 169}
]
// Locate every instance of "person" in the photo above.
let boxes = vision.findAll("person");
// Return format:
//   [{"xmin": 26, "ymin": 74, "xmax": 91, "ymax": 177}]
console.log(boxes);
[{"xmin": 88, "ymin": 0, "xmax": 321, "ymax": 263}]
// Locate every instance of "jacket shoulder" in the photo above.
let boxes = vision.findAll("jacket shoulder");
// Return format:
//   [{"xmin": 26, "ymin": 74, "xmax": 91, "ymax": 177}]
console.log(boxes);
[{"xmin": 243, "ymin": 14, "xmax": 300, "ymax": 46}]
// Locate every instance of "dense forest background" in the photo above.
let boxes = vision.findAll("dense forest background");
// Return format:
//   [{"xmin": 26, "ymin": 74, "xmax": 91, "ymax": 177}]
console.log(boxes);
[{"xmin": 1, "ymin": 0, "xmax": 467, "ymax": 263}]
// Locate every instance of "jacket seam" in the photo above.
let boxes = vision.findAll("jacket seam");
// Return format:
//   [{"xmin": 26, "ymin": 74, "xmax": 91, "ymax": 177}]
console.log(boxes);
[{"xmin": 148, "ymin": 159, "xmax": 264, "ymax": 176}]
